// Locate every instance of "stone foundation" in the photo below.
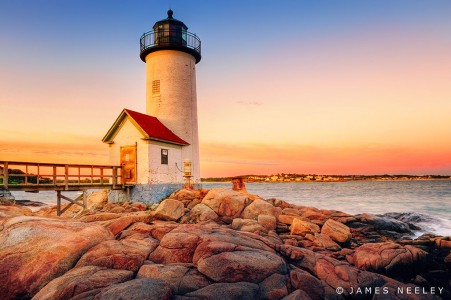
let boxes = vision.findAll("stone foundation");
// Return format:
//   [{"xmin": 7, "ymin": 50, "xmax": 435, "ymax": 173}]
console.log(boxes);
[{"xmin": 109, "ymin": 184, "xmax": 201, "ymax": 204}]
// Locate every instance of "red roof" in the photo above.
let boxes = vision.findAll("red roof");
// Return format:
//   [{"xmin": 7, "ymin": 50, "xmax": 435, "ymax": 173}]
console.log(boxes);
[{"xmin": 102, "ymin": 109, "xmax": 189, "ymax": 146}]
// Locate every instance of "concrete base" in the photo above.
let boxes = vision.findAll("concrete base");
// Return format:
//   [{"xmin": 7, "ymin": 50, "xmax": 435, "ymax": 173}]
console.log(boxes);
[
  {"xmin": 108, "ymin": 184, "xmax": 191, "ymax": 204},
  {"xmin": 108, "ymin": 189, "xmax": 131, "ymax": 203},
  {"xmin": 0, "ymin": 187, "xmax": 15, "ymax": 202},
  {"xmin": 131, "ymin": 184, "xmax": 183, "ymax": 203}
]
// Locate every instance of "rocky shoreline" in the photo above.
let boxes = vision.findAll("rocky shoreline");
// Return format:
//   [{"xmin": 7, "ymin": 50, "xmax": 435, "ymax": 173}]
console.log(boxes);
[{"xmin": 0, "ymin": 188, "xmax": 449, "ymax": 299}]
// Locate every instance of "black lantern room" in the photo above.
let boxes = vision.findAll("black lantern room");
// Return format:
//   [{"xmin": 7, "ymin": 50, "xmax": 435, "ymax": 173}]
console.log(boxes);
[{"xmin": 140, "ymin": 10, "xmax": 201, "ymax": 63}]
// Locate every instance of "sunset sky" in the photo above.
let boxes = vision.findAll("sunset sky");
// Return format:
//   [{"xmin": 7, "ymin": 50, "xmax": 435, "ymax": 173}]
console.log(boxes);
[{"xmin": 1, "ymin": 0, "xmax": 451, "ymax": 177}]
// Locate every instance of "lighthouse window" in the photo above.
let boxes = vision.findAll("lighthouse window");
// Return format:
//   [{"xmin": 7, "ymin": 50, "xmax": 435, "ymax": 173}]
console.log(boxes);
[
  {"xmin": 161, "ymin": 149, "xmax": 168, "ymax": 165},
  {"xmin": 152, "ymin": 80, "xmax": 160, "ymax": 94}
]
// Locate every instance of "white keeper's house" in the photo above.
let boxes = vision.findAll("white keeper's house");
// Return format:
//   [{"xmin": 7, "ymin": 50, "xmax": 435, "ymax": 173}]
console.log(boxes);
[{"xmin": 102, "ymin": 10, "xmax": 201, "ymax": 202}]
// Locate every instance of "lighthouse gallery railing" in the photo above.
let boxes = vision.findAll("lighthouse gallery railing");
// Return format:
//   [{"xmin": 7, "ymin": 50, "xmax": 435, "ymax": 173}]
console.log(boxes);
[{"xmin": 140, "ymin": 30, "xmax": 201, "ymax": 57}]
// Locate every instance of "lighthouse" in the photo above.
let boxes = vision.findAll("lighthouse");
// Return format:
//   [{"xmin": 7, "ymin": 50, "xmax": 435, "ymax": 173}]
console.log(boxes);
[
  {"xmin": 103, "ymin": 10, "xmax": 202, "ymax": 203},
  {"xmin": 141, "ymin": 9, "xmax": 201, "ymax": 182}
]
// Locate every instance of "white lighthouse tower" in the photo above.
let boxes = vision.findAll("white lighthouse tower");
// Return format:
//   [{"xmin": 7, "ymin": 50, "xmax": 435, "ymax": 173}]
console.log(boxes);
[
  {"xmin": 140, "ymin": 9, "xmax": 201, "ymax": 183},
  {"xmin": 103, "ymin": 10, "xmax": 201, "ymax": 202}
]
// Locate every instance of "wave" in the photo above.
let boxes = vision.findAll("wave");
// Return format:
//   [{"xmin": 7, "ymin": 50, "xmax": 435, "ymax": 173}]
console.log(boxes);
[{"xmin": 382, "ymin": 212, "xmax": 451, "ymax": 237}]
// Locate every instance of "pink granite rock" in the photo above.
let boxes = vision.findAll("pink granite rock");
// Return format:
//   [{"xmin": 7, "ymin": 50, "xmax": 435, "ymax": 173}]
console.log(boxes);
[
  {"xmin": 201, "ymin": 188, "xmax": 252, "ymax": 218},
  {"xmin": 353, "ymin": 242, "xmax": 428, "ymax": 279},
  {"xmin": 321, "ymin": 219, "xmax": 351, "ymax": 244},
  {"xmin": 0, "ymin": 216, "xmax": 113, "ymax": 298},
  {"xmin": 31, "ymin": 266, "xmax": 133, "ymax": 299},
  {"xmin": 153, "ymin": 199, "xmax": 185, "ymax": 221},
  {"xmin": 290, "ymin": 218, "xmax": 320, "ymax": 236}
]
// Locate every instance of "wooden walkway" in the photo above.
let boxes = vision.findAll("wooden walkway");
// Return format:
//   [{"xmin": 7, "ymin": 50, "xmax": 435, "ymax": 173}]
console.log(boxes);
[{"xmin": 1, "ymin": 161, "xmax": 124, "ymax": 215}]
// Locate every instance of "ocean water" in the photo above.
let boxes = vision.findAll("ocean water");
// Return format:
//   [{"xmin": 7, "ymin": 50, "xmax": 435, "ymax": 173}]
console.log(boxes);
[
  {"xmin": 10, "ymin": 180, "xmax": 451, "ymax": 236},
  {"xmin": 203, "ymin": 180, "xmax": 451, "ymax": 236}
]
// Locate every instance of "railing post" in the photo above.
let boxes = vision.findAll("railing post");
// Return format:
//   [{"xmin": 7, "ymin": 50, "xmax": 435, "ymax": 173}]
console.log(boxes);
[
  {"xmin": 25, "ymin": 165, "xmax": 28, "ymax": 185},
  {"xmin": 3, "ymin": 162, "xmax": 8, "ymax": 188},
  {"xmin": 57, "ymin": 190, "xmax": 61, "ymax": 216},
  {"xmin": 37, "ymin": 164, "xmax": 40, "ymax": 185},
  {"xmin": 112, "ymin": 166, "xmax": 117, "ymax": 189},
  {"xmin": 83, "ymin": 190, "xmax": 87, "ymax": 209},
  {"xmin": 53, "ymin": 166, "xmax": 57, "ymax": 186},
  {"xmin": 65, "ymin": 165, "xmax": 69, "ymax": 190}
]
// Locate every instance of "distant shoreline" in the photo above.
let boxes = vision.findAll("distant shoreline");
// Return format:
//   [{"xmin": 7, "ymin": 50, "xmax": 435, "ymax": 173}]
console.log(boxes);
[{"xmin": 201, "ymin": 178, "xmax": 451, "ymax": 183}]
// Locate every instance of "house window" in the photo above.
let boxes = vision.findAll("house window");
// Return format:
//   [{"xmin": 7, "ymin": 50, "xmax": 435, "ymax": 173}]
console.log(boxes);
[{"xmin": 161, "ymin": 149, "xmax": 168, "ymax": 165}]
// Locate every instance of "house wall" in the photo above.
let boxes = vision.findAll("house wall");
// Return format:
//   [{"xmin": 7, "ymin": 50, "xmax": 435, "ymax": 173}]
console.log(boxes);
[
  {"xmin": 148, "ymin": 141, "xmax": 184, "ymax": 184},
  {"xmin": 110, "ymin": 141, "xmax": 185, "ymax": 204},
  {"xmin": 108, "ymin": 118, "xmax": 150, "ymax": 184}
]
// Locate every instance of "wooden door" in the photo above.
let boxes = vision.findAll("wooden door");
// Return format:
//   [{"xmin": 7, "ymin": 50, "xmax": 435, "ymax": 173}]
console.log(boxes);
[{"xmin": 120, "ymin": 145, "xmax": 137, "ymax": 184}]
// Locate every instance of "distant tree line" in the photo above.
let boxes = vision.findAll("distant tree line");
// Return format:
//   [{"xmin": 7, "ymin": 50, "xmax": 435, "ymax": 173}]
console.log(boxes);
[
  {"xmin": 0, "ymin": 168, "xmax": 52, "ymax": 184},
  {"xmin": 201, "ymin": 173, "xmax": 451, "ymax": 182}
]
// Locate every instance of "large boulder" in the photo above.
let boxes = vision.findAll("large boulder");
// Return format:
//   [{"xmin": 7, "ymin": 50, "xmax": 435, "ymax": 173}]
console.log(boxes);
[
  {"xmin": 180, "ymin": 203, "xmax": 219, "ymax": 224},
  {"xmin": 149, "ymin": 223, "xmax": 276, "ymax": 265},
  {"xmin": 258, "ymin": 273, "xmax": 289, "ymax": 300},
  {"xmin": 183, "ymin": 282, "xmax": 259, "ymax": 300},
  {"xmin": 355, "ymin": 213, "xmax": 411, "ymax": 233},
  {"xmin": 0, "ymin": 216, "xmax": 113, "ymax": 299},
  {"xmin": 196, "ymin": 242, "xmax": 287, "ymax": 283},
  {"xmin": 258, "ymin": 214, "xmax": 277, "ymax": 231},
  {"xmin": 281, "ymin": 289, "xmax": 312, "ymax": 300},
  {"xmin": 137, "ymin": 262, "xmax": 211, "ymax": 295},
  {"xmin": 76, "ymin": 239, "xmax": 154, "ymax": 272},
  {"xmin": 79, "ymin": 212, "xmax": 121, "ymax": 222},
  {"xmin": 277, "ymin": 214, "xmax": 296, "ymax": 225},
  {"xmin": 153, "ymin": 199, "xmax": 185, "ymax": 221},
  {"xmin": 289, "ymin": 268, "xmax": 325, "ymax": 300},
  {"xmin": 85, "ymin": 190, "xmax": 109, "ymax": 210},
  {"xmin": 353, "ymin": 242, "xmax": 428, "ymax": 279},
  {"xmin": 307, "ymin": 233, "xmax": 341, "ymax": 251},
  {"xmin": 149, "ymin": 231, "xmax": 200, "ymax": 263},
  {"xmin": 107, "ymin": 213, "xmax": 152, "ymax": 235},
  {"xmin": 241, "ymin": 199, "xmax": 282, "ymax": 220},
  {"xmin": 290, "ymin": 218, "xmax": 320, "ymax": 236},
  {"xmin": 95, "ymin": 278, "xmax": 172, "ymax": 300},
  {"xmin": 31, "ymin": 266, "xmax": 133, "ymax": 299},
  {"xmin": 278, "ymin": 244, "xmax": 428, "ymax": 298},
  {"xmin": 445, "ymin": 252, "xmax": 451, "ymax": 270},
  {"xmin": 169, "ymin": 188, "xmax": 201, "ymax": 201},
  {"xmin": 280, "ymin": 247, "xmax": 348, "ymax": 294},
  {"xmin": 137, "ymin": 263, "xmax": 187, "ymax": 292},
  {"xmin": 231, "ymin": 218, "xmax": 267, "ymax": 233},
  {"xmin": 0, "ymin": 205, "xmax": 33, "ymax": 218},
  {"xmin": 299, "ymin": 208, "xmax": 328, "ymax": 225},
  {"xmin": 321, "ymin": 219, "xmax": 351, "ymax": 244},
  {"xmin": 148, "ymin": 223, "xmax": 285, "ymax": 284},
  {"xmin": 201, "ymin": 188, "xmax": 251, "ymax": 218},
  {"xmin": 147, "ymin": 221, "xmax": 179, "ymax": 240}
]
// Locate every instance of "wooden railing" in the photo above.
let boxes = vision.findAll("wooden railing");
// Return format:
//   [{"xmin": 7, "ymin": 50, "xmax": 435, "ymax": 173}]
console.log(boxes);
[{"xmin": 0, "ymin": 161, "xmax": 123, "ymax": 191}]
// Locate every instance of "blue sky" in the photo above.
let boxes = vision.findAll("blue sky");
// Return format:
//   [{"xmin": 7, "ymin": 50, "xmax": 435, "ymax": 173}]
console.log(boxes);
[{"xmin": 1, "ymin": 1, "xmax": 451, "ymax": 175}]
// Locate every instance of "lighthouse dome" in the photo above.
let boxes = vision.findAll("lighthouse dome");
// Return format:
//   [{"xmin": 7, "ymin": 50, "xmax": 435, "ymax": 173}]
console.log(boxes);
[
  {"xmin": 140, "ymin": 10, "xmax": 201, "ymax": 63},
  {"xmin": 152, "ymin": 9, "xmax": 188, "ymax": 31}
]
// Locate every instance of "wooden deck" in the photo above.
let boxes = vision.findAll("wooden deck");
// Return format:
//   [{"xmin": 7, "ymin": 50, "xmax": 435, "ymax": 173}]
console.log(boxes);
[
  {"xmin": 1, "ymin": 161, "xmax": 123, "ymax": 191},
  {"xmin": 1, "ymin": 161, "xmax": 124, "ymax": 216}
]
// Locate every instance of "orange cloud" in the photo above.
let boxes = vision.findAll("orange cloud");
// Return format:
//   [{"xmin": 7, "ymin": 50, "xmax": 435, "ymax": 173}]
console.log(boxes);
[{"xmin": 0, "ymin": 140, "xmax": 108, "ymax": 165}]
